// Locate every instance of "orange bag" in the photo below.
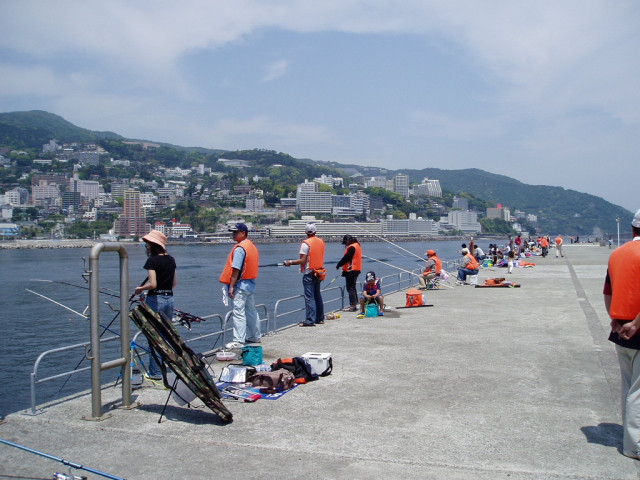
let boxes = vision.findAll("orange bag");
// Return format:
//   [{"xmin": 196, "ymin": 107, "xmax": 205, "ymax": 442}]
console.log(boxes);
[
  {"xmin": 405, "ymin": 289, "xmax": 424, "ymax": 307},
  {"xmin": 314, "ymin": 268, "xmax": 327, "ymax": 281}
]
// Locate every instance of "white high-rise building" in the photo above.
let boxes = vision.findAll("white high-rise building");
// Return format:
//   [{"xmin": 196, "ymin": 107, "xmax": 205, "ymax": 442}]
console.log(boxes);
[
  {"xmin": 447, "ymin": 210, "xmax": 481, "ymax": 233},
  {"xmin": 296, "ymin": 180, "xmax": 332, "ymax": 214},
  {"xmin": 413, "ymin": 178, "xmax": 442, "ymax": 197},
  {"xmin": 393, "ymin": 174, "xmax": 409, "ymax": 199}
]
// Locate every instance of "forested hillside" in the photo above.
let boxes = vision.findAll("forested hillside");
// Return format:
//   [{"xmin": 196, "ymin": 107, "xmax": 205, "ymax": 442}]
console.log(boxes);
[{"xmin": 0, "ymin": 110, "xmax": 631, "ymax": 235}]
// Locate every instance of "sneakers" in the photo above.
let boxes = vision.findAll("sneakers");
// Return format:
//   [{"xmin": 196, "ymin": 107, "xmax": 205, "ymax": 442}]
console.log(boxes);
[
  {"xmin": 455, "ymin": 280, "xmax": 464, "ymax": 285},
  {"xmin": 623, "ymin": 450, "xmax": 640, "ymax": 460},
  {"xmin": 225, "ymin": 341, "xmax": 245, "ymax": 349},
  {"xmin": 144, "ymin": 373, "xmax": 162, "ymax": 381},
  {"xmin": 246, "ymin": 337, "xmax": 262, "ymax": 344}
]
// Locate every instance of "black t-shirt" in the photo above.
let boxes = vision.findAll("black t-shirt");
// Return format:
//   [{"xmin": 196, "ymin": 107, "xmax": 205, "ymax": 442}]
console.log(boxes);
[{"xmin": 143, "ymin": 254, "xmax": 176, "ymax": 294}]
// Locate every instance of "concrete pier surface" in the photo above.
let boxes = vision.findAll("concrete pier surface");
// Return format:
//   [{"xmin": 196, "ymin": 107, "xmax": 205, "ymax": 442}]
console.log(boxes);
[{"xmin": 1, "ymin": 244, "xmax": 638, "ymax": 479}]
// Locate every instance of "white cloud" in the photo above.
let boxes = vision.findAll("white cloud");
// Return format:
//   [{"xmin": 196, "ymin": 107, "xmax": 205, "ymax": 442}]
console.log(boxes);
[{"xmin": 263, "ymin": 60, "xmax": 290, "ymax": 82}]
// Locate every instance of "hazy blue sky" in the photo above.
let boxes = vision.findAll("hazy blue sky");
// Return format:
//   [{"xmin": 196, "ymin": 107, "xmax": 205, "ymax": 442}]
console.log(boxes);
[{"xmin": 1, "ymin": 1, "xmax": 639, "ymax": 212}]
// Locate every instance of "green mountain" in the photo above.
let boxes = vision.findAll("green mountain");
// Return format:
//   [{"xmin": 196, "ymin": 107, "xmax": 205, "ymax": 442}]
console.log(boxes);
[
  {"xmin": 0, "ymin": 110, "xmax": 121, "ymax": 148},
  {"xmin": 399, "ymin": 167, "xmax": 630, "ymax": 236},
  {"xmin": 0, "ymin": 110, "xmax": 632, "ymax": 235}
]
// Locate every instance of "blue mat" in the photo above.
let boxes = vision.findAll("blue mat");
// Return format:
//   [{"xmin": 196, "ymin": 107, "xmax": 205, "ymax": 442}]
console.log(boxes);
[{"xmin": 216, "ymin": 382, "xmax": 298, "ymax": 400}]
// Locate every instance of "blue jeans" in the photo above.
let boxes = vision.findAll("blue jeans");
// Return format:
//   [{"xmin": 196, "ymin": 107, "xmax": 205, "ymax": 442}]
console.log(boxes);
[
  {"xmin": 231, "ymin": 288, "xmax": 260, "ymax": 343},
  {"xmin": 303, "ymin": 273, "xmax": 324, "ymax": 325},
  {"xmin": 145, "ymin": 294, "xmax": 174, "ymax": 376},
  {"xmin": 457, "ymin": 268, "xmax": 478, "ymax": 282}
]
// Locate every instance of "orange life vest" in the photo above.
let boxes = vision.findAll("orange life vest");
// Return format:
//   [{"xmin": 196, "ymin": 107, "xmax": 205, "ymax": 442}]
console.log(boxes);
[
  {"xmin": 342, "ymin": 242, "xmax": 362, "ymax": 272},
  {"xmin": 218, "ymin": 239, "xmax": 259, "ymax": 284},
  {"xmin": 303, "ymin": 236, "xmax": 325, "ymax": 270},
  {"xmin": 433, "ymin": 255, "xmax": 442, "ymax": 275},
  {"xmin": 607, "ymin": 240, "xmax": 640, "ymax": 320},
  {"xmin": 555, "ymin": 236, "xmax": 563, "ymax": 246},
  {"xmin": 464, "ymin": 253, "xmax": 479, "ymax": 271},
  {"xmin": 540, "ymin": 238, "xmax": 549, "ymax": 247}
]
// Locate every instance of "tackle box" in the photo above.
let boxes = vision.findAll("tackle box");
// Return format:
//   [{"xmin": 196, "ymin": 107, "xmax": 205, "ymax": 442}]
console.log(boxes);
[{"xmin": 302, "ymin": 352, "xmax": 332, "ymax": 376}]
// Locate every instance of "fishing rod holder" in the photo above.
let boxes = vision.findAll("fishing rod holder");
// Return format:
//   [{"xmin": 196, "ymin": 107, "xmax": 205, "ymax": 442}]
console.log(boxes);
[{"xmin": 84, "ymin": 242, "xmax": 135, "ymax": 421}]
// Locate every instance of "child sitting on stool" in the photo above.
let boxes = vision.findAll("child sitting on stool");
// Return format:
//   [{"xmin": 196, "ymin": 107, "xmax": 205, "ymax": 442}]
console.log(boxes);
[{"xmin": 358, "ymin": 271, "xmax": 385, "ymax": 318}]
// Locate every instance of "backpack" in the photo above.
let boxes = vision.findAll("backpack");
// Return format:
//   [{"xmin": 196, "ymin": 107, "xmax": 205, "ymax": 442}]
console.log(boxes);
[{"xmin": 271, "ymin": 357, "xmax": 318, "ymax": 384}]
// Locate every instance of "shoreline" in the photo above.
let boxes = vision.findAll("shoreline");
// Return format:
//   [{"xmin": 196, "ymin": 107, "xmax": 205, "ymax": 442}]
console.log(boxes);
[{"xmin": 0, "ymin": 235, "xmax": 480, "ymax": 250}]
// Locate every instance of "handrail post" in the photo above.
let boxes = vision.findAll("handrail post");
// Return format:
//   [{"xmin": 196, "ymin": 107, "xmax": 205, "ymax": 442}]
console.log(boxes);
[{"xmin": 85, "ymin": 242, "xmax": 130, "ymax": 421}]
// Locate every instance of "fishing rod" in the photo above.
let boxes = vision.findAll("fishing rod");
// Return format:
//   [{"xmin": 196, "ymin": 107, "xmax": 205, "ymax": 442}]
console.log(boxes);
[
  {"xmin": 24, "ymin": 288, "xmax": 151, "ymax": 392},
  {"xmin": 362, "ymin": 255, "xmax": 421, "ymax": 277},
  {"xmin": 353, "ymin": 225, "xmax": 426, "ymax": 261},
  {"xmin": 34, "ymin": 277, "xmax": 204, "ymax": 326},
  {"xmin": 0, "ymin": 437, "xmax": 126, "ymax": 480},
  {"xmin": 31, "ymin": 278, "xmax": 121, "ymax": 299},
  {"xmin": 326, "ymin": 272, "xmax": 341, "ymax": 286},
  {"xmin": 259, "ymin": 262, "xmax": 285, "ymax": 267},
  {"xmin": 26, "ymin": 289, "xmax": 98, "ymax": 323},
  {"xmin": 362, "ymin": 254, "xmax": 454, "ymax": 289},
  {"xmin": 58, "ymin": 277, "xmax": 150, "ymax": 391}
]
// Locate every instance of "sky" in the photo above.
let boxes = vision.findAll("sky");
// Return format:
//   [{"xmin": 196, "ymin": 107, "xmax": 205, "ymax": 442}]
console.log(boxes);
[{"xmin": 1, "ymin": 1, "xmax": 639, "ymax": 212}]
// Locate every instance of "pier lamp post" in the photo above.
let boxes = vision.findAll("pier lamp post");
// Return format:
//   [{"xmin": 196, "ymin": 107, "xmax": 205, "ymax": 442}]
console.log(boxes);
[{"xmin": 616, "ymin": 216, "xmax": 620, "ymax": 247}]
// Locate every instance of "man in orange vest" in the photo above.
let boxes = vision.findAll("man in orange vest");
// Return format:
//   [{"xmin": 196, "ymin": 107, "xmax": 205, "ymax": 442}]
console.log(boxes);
[
  {"xmin": 456, "ymin": 248, "xmax": 479, "ymax": 285},
  {"xmin": 555, "ymin": 235, "xmax": 564, "ymax": 258},
  {"xmin": 605, "ymin": 209, "xmax": 640, "ymax": 459},
  {"xmin": 419, "ymin": 249, "xmax": 442, "ymax": 289},
  {"xmin": 219, "ymin": 222, "xmax": 260, "ymax": 349},
  {"xmin": 539, "ymin": 236, "xmax": 549, "ymax": 257},
  {"xmin": 336, "ymin": 234, "xmax": 362, "ymax": 311},
  {"xmin": 284, "ymin": 223, "xmax": 326, "ymax": 327}
]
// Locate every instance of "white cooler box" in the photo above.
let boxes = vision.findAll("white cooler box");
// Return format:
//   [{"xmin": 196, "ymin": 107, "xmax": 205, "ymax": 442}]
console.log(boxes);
[{"xmin": 302, "ymin": 352, "xmax": 332, "ymax": 376}]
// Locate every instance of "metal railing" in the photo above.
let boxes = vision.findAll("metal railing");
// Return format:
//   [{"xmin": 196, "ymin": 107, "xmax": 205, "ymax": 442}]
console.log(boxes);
[
  {"xmin": 273, "ymin": 271, "xmax": 419, "ymax": 330},
  {"xmin": 27, "ymin": 269, "xmax": 423, "ymax": 414},
  {"xmin": 26, "ymin": 335, "xmax": 121, "ymax": 415}
]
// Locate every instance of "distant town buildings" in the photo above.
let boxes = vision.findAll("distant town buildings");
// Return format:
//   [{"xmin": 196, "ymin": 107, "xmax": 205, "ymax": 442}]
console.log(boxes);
[
  {"xmin": 413, "ymin": 178, "xmax": 442, "ymax": 197},
  {"xmin": 441, "ymin": 210, "xmax": 482, "ymax": 234},
  {"xmin": 114, "ymin": 189, "xmax": 149, "ymax": 237},
  {"xmin": 452, "ymin": 196, "xmax": 469, "ymax": 210},
  {"xmin": 393, "ymin": 174, "xmax": 409, "ymax": 199},
  {"xmin": 0, "ymin": 136, "xmax": 544, "ymax": 240},
  {"xmin": 486, "ymin": 205, "xmax": 511, "ymax": 221}
]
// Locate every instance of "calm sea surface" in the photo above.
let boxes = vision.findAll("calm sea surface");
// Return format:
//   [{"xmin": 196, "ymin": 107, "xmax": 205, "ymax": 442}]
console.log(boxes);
[{"xmin": 0, "ymin": 238, "xmax": 481, "ymax": 416}]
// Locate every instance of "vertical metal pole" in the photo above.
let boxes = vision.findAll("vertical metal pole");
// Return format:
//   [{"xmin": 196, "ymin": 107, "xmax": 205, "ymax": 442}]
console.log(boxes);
[
  {"xmin": 617, "ymin": 217, "xmax": 620, "ymax": 248},
  {"xmin": 119, "ymin": 248, "xmax": 131, "ymax": 407},
  {"xmin": 89, "ymin": 243, "xmax": 103, "ymax": 419}
]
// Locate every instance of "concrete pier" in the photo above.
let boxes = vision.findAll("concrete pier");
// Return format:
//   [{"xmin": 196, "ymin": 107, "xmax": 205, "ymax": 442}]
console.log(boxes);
[{"xmin": 1, "ymin": 244, "xmax": 638, "ymax": 479}]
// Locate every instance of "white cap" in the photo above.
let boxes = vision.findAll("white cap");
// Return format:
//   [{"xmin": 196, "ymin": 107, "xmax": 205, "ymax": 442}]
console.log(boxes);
[
  {"xmin": 632, "ymin": 209, "xmax": 640, "ymax": 228},
  {"xmin": 305, "ymin": 223, "xmax": 317, "ymax": 234}
]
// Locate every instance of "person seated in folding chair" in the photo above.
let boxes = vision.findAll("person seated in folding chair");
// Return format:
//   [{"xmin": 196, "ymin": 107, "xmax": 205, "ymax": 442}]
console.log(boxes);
[
  {"xmin": 418, "ymin": 249, "xmax": 442, "ymax": 290},
  {"xmin": 358, "ymin": 271, "xmax": 385, "ymax": 318}
]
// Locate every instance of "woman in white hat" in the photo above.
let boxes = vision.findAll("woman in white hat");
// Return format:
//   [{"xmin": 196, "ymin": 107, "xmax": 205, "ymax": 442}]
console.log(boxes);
[{"xmin": 134, "ymin": 230, "xmax": 177, "ymax": 379}]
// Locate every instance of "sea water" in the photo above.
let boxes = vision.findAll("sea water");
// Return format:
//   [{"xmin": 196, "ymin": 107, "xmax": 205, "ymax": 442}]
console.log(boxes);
[{"xmin": 0, "ymin": 238, "xmax": 474, "ymax": 415}]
